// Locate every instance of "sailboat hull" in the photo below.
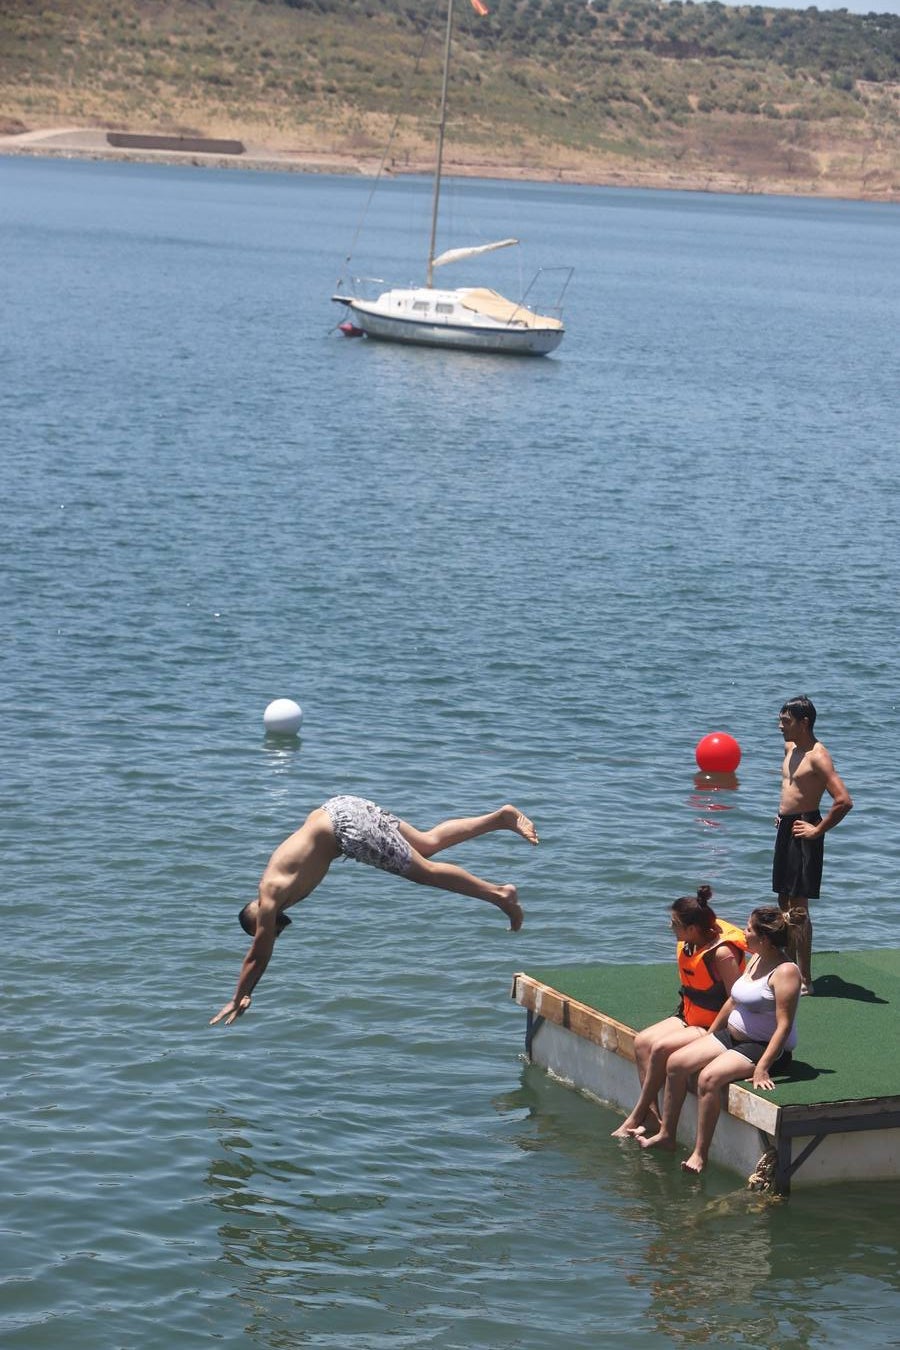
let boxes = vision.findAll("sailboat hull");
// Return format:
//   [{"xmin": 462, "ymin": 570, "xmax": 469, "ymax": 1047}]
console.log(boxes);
[
  {"xmin": 334, "ymin": 292, "xmax": 564, "ymax": 357},
  {"xmin": 352, "ymin": 309, "xmax": 562, "ymax": 355}
]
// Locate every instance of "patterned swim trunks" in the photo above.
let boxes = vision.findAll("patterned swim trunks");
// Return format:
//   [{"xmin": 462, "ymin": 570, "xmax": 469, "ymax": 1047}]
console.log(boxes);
[{"xmin": 321, "ymin": 796, "xmax": 413, "ymax": 877}]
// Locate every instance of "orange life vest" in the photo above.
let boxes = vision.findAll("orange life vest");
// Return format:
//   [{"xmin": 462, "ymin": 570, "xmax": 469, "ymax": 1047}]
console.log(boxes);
[{"xmin": 677, "ymin": 919, "xmax": 747, "ymax": 1028}]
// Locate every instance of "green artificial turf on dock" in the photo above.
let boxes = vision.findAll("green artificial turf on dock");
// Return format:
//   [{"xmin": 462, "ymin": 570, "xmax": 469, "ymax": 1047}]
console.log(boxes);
[{"xmin": 524, "ymin": 948, "xmax": 900, "ymax": 1109}]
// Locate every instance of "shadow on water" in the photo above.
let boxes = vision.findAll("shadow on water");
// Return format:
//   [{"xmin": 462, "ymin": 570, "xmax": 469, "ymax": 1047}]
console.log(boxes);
[
  {"xmin": 205, "ymin": 1117, "xmax": 363, "ymax": 1349},
  {"xmin": 206, "ymin": 1116, "xmax": 354, "ymax": 1264},
  {"xmin": 261, "ymin": 734, "xmax": 303, "ymax": 761},
  {"xmin": 498, "ymin": 1063, "xmax": 900, "ymax": 1349},
  {"xmin": 205, "ymin": 1111, "xmax": 438, "ymax": 1349},
  {"xmin": 692, "ymin": 771, "xmax": 740, "ymax": 794}
]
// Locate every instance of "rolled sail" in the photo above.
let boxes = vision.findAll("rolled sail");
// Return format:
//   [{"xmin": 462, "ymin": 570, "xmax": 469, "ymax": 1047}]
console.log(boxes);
[{"xmin": 431, "ymin": 238, "xmax": 519, "ymax": 269}]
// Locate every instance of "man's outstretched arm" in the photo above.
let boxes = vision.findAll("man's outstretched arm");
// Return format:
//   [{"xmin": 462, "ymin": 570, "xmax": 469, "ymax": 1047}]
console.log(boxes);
[{"xmin": 210, "ymin": 899, "xmax": 278, "ymax": 1026}]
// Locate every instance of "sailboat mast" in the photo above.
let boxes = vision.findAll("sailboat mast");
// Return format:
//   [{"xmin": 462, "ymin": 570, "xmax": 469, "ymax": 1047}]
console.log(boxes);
[{"xmin": 426, "ymin": 0, "xmax": 454, "ymax": 288}]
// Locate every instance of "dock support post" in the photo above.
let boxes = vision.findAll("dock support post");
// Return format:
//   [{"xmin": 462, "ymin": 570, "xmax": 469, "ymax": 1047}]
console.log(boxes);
[
  {"xmin": 774, "ymin": 1136, "xmax": 794, "ymax": 1194},
  {"xmin": 524, "ymin": 1009, "xmax": 545, "ymax": 1061}
]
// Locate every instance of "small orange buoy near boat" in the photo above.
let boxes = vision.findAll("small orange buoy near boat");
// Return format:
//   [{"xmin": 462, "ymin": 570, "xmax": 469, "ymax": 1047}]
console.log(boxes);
[
  {"xmin": 339, "ymin": 321, "xmax": 364, "ymax": 338},
  {"xmin": 695, "ymin": 731, "xmax": 741, "ymax": 773}
]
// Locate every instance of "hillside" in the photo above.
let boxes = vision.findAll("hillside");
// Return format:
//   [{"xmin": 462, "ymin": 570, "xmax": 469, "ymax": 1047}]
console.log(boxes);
[{"xmin": 2, "ymin": 0, "xmax": 899, "ymax": 198}]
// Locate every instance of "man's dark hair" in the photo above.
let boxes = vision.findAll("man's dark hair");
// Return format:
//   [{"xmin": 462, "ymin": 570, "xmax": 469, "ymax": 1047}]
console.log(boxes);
[
  {"xmin": 781, "ymin": 695, "xmax": 816, "ymax": 729},
  {"xmin": 238, "ymin": 904, "xmax": 292, "ymax": 937}
]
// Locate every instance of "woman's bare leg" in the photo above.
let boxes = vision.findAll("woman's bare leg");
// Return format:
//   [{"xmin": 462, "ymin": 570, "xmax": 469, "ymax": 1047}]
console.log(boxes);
[
  {"xmin": 404, "ymin": 850, "xmax": 523, "ymax": 930},
  {"xmin": 397, "ymin": 805, "xmax": 538, "ymax": 857},
  {"xmin": 611, "ymin": 1020, "xmax": 704, "ymax": 1138},
  {"xmin": 639, "ymin": 1035, "xmax": 725, "ymax": 1152},
  {"xmin": 681, "ymin": 1051, "xmax": 751, "ymax": 1174}
]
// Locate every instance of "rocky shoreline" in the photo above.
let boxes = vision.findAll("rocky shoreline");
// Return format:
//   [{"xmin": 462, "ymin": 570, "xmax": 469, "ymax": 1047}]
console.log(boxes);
[{"xmin": 2, "ymin": 125, "xmax": 896, "ymax": 203}]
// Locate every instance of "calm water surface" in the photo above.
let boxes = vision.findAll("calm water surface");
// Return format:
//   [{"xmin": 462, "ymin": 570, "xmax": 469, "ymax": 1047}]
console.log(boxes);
[{"xmin": 1, "ymin": 157, "xmax": 898, "ymax": 1348}]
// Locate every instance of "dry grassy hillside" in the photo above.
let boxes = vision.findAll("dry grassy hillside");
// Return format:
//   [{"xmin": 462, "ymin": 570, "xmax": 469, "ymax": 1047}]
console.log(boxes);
[{"xmin": 1, "ymin": 0, "xmax": 898, "ymax": 198}]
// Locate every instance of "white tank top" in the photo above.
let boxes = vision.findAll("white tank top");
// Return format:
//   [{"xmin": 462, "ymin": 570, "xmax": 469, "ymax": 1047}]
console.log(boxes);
[{"xmin": 727, "ymin": 960, "xmax": 798, "ymax": 1050}]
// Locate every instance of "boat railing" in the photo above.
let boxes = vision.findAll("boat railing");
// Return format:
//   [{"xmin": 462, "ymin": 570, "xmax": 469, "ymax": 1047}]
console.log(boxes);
[
  {"xmin": 346, "ymin": 276, "xmax": 389, "ymax": 302},
  {"xmin": 520, "ymin": 266, "xmax": 575, "ymax": 322}
]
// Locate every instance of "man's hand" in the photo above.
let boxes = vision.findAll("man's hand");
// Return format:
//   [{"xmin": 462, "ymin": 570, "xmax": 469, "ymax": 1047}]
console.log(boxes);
[
  {"xmin": 791, "ymin": 818, "xmax": 820, "ymax": 840},
  {"xmin": 210, "ymin": 995, "xmax": 251, "ymax": 1026}
]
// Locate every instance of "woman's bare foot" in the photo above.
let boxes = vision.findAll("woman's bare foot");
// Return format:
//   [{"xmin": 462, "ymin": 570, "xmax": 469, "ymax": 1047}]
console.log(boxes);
[
  {"xmin": 638, "ymin": 1130, "xmax": 676, "ymax": 1152},
  {"xmin": 501, "ymin": 805, "xmax": 539, "ymax": 845},
  {"xmin": 611, "ymin": 1113, "xmax": 647, "ymax": 1139},
  {"xmin": 624, "ymin": 1107, "xmax": 660, "ymax": 1138},
  {"xmin": 681, "ymin": 1153, "xmax": 706, "ymax": 1174},
  {"xmin": 496, "ymin": 884, "xmax": 524, "ymax": 931}
]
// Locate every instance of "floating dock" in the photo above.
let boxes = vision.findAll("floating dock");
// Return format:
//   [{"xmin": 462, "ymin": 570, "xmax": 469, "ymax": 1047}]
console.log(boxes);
[{"xmin": 512, "ymin": 949, "xmax": 900, "ymax": 1192}]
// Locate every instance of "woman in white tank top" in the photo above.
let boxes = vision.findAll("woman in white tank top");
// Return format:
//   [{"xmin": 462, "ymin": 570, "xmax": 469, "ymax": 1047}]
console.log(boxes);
[
  {"xmin": 639, "ymin": 906, "xmax": 801, "ymax": 1174},
  {"xmin": 727, "ymin": 961, "xmax": 798, "ymax": 1051}
]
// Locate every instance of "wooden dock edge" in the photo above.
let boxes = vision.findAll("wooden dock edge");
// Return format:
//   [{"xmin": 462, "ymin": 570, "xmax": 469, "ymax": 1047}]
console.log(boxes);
[
  {"xmin": 510, "ymin": 972, "xmax": 778, "ymax": 1133},
  {"xmin": 511, "ymin": 971, "xmax": 638, "ymax": 1060}
]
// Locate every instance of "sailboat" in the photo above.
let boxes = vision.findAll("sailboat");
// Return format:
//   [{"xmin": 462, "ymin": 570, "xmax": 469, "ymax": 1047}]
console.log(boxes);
[{"xmin": 332, "ymin": 0, "xmax": 569, "ymax": 356}]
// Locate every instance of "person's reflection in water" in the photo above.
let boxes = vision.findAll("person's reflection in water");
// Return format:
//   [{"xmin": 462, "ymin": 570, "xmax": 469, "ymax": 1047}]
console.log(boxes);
[
  {"xmin": 501, "ymin": 1069, "xmax": 785, "ymax": 1343},
  {"xmin": 206, "ymin": 1113, "xmax": 356, "ymax": 1340}
]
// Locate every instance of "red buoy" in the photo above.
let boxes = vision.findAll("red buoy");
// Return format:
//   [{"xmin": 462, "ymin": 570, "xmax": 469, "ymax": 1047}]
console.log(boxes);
[{"xmin": 695, "ymin": 731, "xmax": 741, "ymax": 774}]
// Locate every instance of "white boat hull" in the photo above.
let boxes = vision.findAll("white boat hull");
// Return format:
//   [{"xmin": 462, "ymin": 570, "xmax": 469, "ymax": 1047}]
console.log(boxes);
[
  {"xmin": 333, "ymin": 282, "xmax": 565, "ymax": 356},
  {"xmin": 342, "ymin": 300, "xmax": 563, "ymax": 356}
]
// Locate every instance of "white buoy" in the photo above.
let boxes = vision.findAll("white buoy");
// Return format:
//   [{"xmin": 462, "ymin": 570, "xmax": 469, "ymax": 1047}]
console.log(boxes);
[{"xmin": 263, "ymin": 698, "xmax": 303, "ymax": 736}]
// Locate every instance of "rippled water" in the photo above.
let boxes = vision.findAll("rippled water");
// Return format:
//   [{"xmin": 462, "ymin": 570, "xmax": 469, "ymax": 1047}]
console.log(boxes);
[{"xmin": 2, "ymin": 157, "xmax": 898, "ymax": 1347}]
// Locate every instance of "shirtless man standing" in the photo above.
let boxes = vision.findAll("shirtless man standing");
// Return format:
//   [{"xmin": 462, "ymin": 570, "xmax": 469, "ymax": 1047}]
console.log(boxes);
[
  {"xmin": 774, "ymin": 697, "xmax": 852, "ymax": 995},
  {"xmin": 211, "ymin": 797, "xmax": 539, "ymax": 1026}
]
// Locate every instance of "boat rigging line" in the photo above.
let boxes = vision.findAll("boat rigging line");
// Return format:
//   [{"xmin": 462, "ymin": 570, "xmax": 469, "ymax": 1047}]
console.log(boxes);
[{"xmin": 333, "ymin": 2, "xmax": 441, "ymax": 293}]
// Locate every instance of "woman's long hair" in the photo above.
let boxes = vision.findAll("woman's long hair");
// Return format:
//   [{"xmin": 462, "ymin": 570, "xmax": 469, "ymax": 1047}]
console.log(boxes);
[
  {"xmin": 749, "ymin": 905, "xmax": 792, "ymax": 950},
  {"xmin": 671, "ymin": 884, "xmax": 718, "ymax": 938}
]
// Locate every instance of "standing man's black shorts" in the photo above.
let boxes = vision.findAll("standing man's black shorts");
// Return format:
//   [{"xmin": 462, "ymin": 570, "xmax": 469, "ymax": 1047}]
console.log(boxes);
[{"xmin": 773, "ymin": 810, "xmax": 823, "ymax": 899}]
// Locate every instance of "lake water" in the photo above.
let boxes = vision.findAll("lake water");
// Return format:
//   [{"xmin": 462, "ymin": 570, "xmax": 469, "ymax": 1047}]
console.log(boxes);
[{"xmin": 1, "ymin": 155, "xmax": 898, "ymax": 1348}]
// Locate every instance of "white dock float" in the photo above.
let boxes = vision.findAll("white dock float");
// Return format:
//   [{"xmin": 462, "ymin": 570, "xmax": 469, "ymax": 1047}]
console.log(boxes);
[{"xmin": 512, "ymin": 951, "xmax": 900, "ymax": 1192}]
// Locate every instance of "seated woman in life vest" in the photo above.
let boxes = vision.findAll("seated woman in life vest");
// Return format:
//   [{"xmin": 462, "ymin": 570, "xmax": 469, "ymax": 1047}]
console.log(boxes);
[
  {"xmin": 611, "ymin": 885, "xmax": 747, "ymax": 1139},
  {"xmin": 639, "ymin": 906, "xmax": 800, "ymax": 1173}
]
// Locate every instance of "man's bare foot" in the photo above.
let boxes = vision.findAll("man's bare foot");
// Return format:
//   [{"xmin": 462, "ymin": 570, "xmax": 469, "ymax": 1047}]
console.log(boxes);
[
  {"xmin": 638, "ymin": 1130, "xmax": 676, "ymax": 1152},
  {"xmin": 681, "ymin": 1153, "xmax": 706, "ymax": 1174},
  {"xmin": 496, "ymin": 884, "xmax": 524, "ymax": 931},
  {"xmin": 501, "ymin": 805, "xmax": 539, "ymax": 845}
]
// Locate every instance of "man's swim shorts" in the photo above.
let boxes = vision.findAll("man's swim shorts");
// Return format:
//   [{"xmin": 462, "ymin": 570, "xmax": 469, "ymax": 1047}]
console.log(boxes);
[
  {"xmin": 772, "ymin": 810, "xmax": 823, "ymax": 899},
  {"xmin": 322, "ymin": 796, "xmax": 413, "ymax": 877}
]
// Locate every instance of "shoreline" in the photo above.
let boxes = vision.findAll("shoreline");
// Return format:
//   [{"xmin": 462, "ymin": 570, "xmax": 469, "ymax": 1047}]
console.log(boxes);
[{"xmin": 2, "ymin": 126, "xmax": 897, "ymax": 204}]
